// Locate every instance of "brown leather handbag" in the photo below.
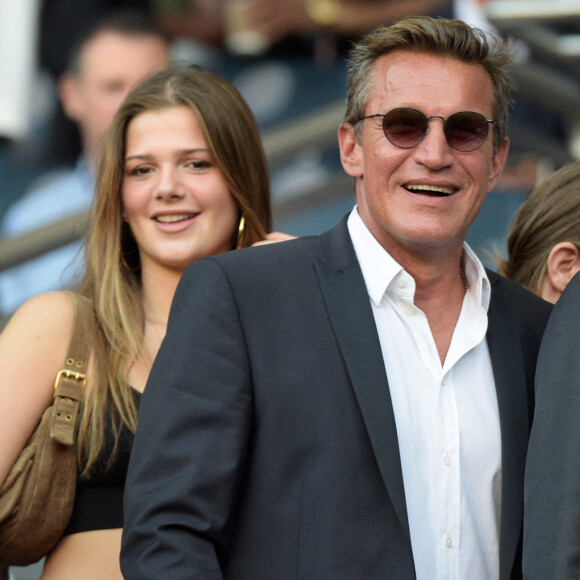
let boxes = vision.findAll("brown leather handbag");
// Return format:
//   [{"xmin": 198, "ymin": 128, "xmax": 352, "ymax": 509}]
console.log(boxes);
[{"xmin": 0, "ymin": 295, "xmax": 94, "ymax": 572}]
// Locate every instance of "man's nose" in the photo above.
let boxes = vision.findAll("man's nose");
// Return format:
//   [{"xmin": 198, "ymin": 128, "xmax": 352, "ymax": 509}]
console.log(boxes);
[{"xmin": 413, "ymin": 117, "xmax": 454, "ymax": 169}]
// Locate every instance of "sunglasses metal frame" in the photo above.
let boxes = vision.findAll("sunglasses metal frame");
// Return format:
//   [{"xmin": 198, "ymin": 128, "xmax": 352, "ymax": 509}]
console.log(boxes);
[{"xmin": 356, "ymin": 107, "xmax": 496, "ymax": 152}]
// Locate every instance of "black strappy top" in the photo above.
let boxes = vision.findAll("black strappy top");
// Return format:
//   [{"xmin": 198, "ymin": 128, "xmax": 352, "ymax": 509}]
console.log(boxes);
[{"xmin": 63, "ymin": 390, "xmax": 141, "ymax": 535}]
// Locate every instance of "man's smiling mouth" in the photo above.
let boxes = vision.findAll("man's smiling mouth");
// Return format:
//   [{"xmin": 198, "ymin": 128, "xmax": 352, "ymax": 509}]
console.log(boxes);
[{"xmin": 405, "ymin": 184, "xmax": 456, "ymax": 197}]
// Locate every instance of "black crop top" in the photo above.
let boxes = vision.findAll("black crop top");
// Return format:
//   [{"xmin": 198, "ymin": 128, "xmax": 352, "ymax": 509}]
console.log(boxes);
[{"xmin": 63, "ymin": 389, "xmax": 141, "ymax": 535}]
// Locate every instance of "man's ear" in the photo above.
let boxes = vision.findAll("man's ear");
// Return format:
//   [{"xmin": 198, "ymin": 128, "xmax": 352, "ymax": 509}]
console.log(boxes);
[
  {"xmin": 58, "ymin": 72, "xmax": 84, "ymax": 123},
  {"xmin": 542, "ymin": 242, "xmax": 580, "ymax": 302},
  {"xmin": 338, "ymin": 123, "xmax": 363, "ymax": 178},
  {"xmin": 487, "ymin": 137, "xmax": 510, "ymax": 192}
]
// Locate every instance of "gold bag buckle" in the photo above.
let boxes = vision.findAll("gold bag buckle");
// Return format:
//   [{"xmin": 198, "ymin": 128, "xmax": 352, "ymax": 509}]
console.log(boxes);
[{"xmin": 54, "ymin": 369, "xmax": 87, "ymax": 394}]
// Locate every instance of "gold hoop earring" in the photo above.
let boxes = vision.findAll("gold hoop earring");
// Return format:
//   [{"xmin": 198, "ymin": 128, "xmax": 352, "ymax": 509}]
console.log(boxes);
[{"xmin": 236, "ymin": 216, "xmax": 246, "ymax": 250}]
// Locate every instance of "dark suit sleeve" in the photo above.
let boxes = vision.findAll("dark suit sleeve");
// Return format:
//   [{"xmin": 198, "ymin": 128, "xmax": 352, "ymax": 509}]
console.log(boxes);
[
  {"xmin": 121, "ymin": 258, "xmax": 252, "ymax": 579},
  {"xmin": 523, "ymin": 272, "xmax": 580, "ymax": 579}
]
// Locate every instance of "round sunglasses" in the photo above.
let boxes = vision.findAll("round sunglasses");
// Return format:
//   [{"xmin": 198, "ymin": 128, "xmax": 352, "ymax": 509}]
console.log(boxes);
[{"xmin": 356, "ymin": 107, "xmax": 496, "ymax": 152}]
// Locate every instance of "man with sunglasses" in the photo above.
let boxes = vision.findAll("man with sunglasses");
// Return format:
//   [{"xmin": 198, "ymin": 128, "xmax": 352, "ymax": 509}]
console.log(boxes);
[{"xmin": 122, "ymin": 16, "xmax": 551, "ymax": 580}]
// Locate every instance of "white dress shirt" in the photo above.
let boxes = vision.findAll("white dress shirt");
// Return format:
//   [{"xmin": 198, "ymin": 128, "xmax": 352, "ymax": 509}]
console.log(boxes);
[{"xmin": 348, "ymin": 207, "xmax": 501, "ymax": 580}]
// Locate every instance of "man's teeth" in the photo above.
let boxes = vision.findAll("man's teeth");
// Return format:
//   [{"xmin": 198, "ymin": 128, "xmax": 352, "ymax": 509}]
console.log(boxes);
[
  {"xmin": 156, "ymin": 214, "xmax": 195, "ymax": 223},
  {"xmin": 406, "ymin": 184, "xmax": 455, "ymax": 195}
]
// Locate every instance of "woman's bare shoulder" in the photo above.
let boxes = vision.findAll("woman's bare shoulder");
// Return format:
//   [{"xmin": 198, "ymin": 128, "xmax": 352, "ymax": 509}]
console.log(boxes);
[
  {"xmin": 5, "ymin": 291, "xmax": 76, "ymax": 328},
  {"xmin": 0, "ymin": 291, "xmax": 78, "ymax": 358}
]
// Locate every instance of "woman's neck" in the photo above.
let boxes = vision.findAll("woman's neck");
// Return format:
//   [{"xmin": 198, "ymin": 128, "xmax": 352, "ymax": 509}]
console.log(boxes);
[
  {"xmin": 140, "ymin": 262, "xmax": 183, "ymax": 328},
  {"xmin": 127, "ymin": 263, "xmax": 183, "ymax": 391}
]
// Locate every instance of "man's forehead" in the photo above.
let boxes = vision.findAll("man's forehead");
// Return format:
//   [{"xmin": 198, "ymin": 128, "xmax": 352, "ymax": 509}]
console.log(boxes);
[
  {"xmin": 368, "ymin": 50, "xmax": 494, "ymax": 110},
  {"xmin": 373, "ymin": 50, "xmax": 487, "ymax": 80},
  {"xmin": 79, "ymin": 30, "xmax": 169, "ymax": 72}
]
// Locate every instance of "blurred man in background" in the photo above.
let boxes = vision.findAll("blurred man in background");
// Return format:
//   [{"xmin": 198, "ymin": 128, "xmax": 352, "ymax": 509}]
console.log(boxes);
[{"xmin": 0, "ymin": 9, "xmax": 171, "ymax": 316}]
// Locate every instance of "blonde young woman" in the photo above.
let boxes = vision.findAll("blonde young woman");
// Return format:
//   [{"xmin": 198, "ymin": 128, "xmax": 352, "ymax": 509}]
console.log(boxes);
[
  {"xmin": 496, "ymin": 161, "xmax": 580, "ymax": 303},
  {"xmin": 0, "ymin": 65, "xmax": 283, "ymax": 579}
]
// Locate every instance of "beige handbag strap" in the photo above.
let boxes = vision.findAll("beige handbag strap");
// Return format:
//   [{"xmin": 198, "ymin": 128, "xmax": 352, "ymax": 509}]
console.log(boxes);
[{"xmin": 50, "ymin": 295, "xmax": 95, "ymax": 446}]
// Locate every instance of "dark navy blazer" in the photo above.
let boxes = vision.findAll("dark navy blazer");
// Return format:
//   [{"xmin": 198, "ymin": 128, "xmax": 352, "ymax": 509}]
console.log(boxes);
[{"xmin": 122, "ymin": 217, "xmax": 551, "ymax": 580}]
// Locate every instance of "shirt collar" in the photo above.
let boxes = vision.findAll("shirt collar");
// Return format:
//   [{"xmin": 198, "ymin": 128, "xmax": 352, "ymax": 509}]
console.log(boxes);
[
  {"xmin": 462, "ymin": 240, "xmax": 491, "ymax": 311},
  {"xmin": 347, "ymin": 206, "xmax": 491, "ymax": 310},
  {"xmin": 347, "ymin": 207, "xmax": 403, "ymax": 306}
]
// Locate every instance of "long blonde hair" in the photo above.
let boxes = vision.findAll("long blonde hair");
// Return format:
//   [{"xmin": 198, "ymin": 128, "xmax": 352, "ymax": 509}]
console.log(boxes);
[
  {"xmin": 77, "ymin": 65, "xmax": 272, "ymax": 475},
  {"xmin": 497, "ymin": 161, "xmax": 580, "ymax": 295}
]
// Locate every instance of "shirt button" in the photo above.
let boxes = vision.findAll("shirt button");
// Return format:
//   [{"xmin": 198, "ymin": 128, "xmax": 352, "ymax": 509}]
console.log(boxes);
[
  {"xmin": 405, "ymin": 305, "xmax": 416, "ymax": 316},
  {"xmin": 398, "ymin": 278, "xmax": 407, "ymax": 289},
  {"xmin": 445, "ymin": 536, "xmax": 453, "ymax": 548},
  {"xmin": 443, "ymin": 454, "xmax": 451, "ymax": 466}
]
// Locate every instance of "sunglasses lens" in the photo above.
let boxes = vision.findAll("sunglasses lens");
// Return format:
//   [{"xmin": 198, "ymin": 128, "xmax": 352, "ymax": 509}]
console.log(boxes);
[
  {"xmin": 382, "ymin": 108, "xmax": 427, "ymax": 148},
  {"xmin": 445, "ymin": 112, "xmax": 489, "ymax": 152}
]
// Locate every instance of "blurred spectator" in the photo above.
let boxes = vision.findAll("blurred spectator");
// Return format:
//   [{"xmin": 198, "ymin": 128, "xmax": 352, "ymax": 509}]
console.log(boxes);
[
  {"xmin": 38, "ymin": 0, "xmax": 155, "ymax": 164},
  {"xmin": 0, "ymin": 9, "xmax": 171, "ymax": 316},
  {"xmin": 496, "ymin": 161, "xmax": 580, "ymax": 303}
]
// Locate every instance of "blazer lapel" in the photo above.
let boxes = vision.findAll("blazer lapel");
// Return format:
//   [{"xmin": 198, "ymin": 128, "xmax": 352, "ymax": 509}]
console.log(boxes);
[
  {"xmin": 486, "ymin": 274, "xmax": 530, "ymax": 580},
  {"xmin": 315, "ymin": 218, "xmax": 411, "ymax": 543}
]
